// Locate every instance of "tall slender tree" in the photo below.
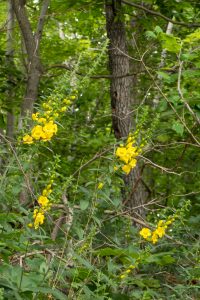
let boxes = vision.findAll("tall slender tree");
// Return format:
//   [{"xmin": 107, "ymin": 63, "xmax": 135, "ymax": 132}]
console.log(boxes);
[
  {"xmin": 105, "ymin": 0, "xmax": 147, "ymax": 219},
  {"xmin": 11, "ymin": 0, "xmax": 50, "ymax": 127},
  {"xmin": 6, "ymin": 0, "xmax": 15, "ymax": 139}
]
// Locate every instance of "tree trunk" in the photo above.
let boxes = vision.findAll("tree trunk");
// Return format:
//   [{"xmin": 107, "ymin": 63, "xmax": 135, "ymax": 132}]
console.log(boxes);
[
  {"xmin": 105, "ymin": 0, "xmax": 132, "ymax": 138},
  {"xmin": 105, "ymin": 0, "xmax": 147, "ymax": 219},
  {"xmin": 11, "ymin": 0, "xmax": 49, "ymax": 128},
  {"xmin": 6, "ymin": 0, "xmax": 15, "ymax": 139},
  {"xmin": 10, "ymin": 0, "xmax": 50, "ymax": 204}
]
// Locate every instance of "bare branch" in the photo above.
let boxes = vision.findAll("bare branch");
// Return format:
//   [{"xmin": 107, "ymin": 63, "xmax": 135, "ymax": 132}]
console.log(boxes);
[
  {"xmin": 46, "ymin": 63, "xmax": 139, "ymax": 79},
  {"xmin": 35, "ymin": 0, "xmax": 50, "ymax": 44},
  {"xmin": 140, "ymin": 155, "xmax": 181, "ymax": 175}
]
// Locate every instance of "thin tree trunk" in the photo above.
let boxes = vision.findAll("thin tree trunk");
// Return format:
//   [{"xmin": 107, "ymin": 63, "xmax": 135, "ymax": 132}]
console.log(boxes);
[
  {"xmin": 11, "ymin": 0, "xmax": 50, "ymax": 128},
  {"xmin": 105, "ymin": 0, "xmax": 147, "ymax": 219},
  {"xmin": 10, "ymin": 0, "xmax": 50, "ymax": 203},
  {"xmin": 6, "ymin": 0, "xmax": 15, "ymax": 139}
]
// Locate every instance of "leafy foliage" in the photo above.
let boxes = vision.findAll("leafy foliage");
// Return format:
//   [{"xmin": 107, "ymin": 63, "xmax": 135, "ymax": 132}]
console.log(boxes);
[{"xmin": 0, "ymin": 0, "xmax": 200, "ymax": 299}]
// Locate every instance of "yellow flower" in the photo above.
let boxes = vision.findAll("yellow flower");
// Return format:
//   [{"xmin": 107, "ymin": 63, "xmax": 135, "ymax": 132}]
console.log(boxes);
[
  {"xmin": 122, "ymin": 164, "xmax": 132, "ymax": 174},
  {"xmin": 31, "ymin": 125, "xmax": 43, "ymax": 140},
  {"xmin": 42, "ymin": 103, "xmax": 50, "ymax": 109},
  {"xmin": 28, "ymin": 223, "xmax": 33, "ymax": 228},
  {"xmin": 38, "ymin": 195, "xmax": 49, "ymax": 208},
  {"xmin": 151, "ymin": 232, "xmax": 158, "ymax": 244},
  {"xmin": 43, "ymin": 121, "xmax": 57, "ymax": 135},
  {"xmin": 126, "ymin": 142, "xmax": 133, "ymax": 149},
  {"xmin": 127, "ymin": 136, "xmax": 135, "ymax": 144},
  {"xmin": 154, "ymin": 226, "xmax": 165, "ymax": 238},
  {"xmin": 120, "ymin": 154, "xmax": 130, "ymax": 164},
  {"xmin": 23, "ymin": 134, "xmax": 33, "ymax": 144},
  {"xmin": 33, "ymin": 208, "xmax": 39, "ymax": 218},
  {"xmin": 126, "ymin": 146, "xmax": 138, "ymax": 157},
  {"xmin": 70, "ymin": 95, "xmax": 76, "ymax": 100},
  {"xmin": 139, "ymin": 227, "xmax": 152, "ymax": 239},
  {"xmin": 60, "ymin": 106, "xmax": 67, "ymax": 112},
  {"xmin": 158, "ymin": 220, "xmax": 164, "ymax": 227},
  {"xmin": 38, "ymin": 117, "xmax": 47, "ymax": 124},
  {"xmin": 32, "ymin": 112, "xmax": 39, "ymax": 121},
  {"xmin": 125, "ymin": 269, "xmax": 131, "ymax": 274},
  {"xmin": 129, "ymin": 265, "xmax": 136, "ymax": 269},
  {"xmin": 120, "ymin": 274, "xmax": 126, "ymax": 279},
  {"xmin": 42, "ymin": 189, "xmax": 48, "ymax": 196},
  {"xmin": 40, "ymin": 131, "xmax": 53, "ymax": 141},
  {"xmin": 115, "ymin": 147, "xmax": 127, "ymax": 158},
  {"xmin": 63, "ymin": 99, "xmax": 71, "ymax": 105},
  {"xmin": 166, "ymin": 220, "xmax": 173, "ymax": 225},
  {"xmin": 129, "ymin": 159, "xmax": 137, "ymax": 168},
  {"xmin": 40, "ymin": 121, "xmax": 57, "ymax": 141},
  {"xmin": 97, "ymin": 182, "xmax": 104, "ymax": 190},
  {"xmin": 44, "ymin": 110, "xmax": 52, "ymax": 117},
  {"xmin": 33, "ymin": 211, "xmax": 45, "ymax": 229}
]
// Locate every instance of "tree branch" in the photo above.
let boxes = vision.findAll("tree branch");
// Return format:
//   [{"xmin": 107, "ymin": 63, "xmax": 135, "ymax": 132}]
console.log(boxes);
[
  {"xmin": 11, "ymin": 0, "xmax": 35, "ymax": 58},
  {"xmin": 35, "ymin": 0, "xmax": 50, "ymax": 45},
  {"xmin": 177, "ymin": 58, "xmax": 200, "ymax": 125},
  {"xmin": 122, "ymin": 0, "xmax": 200, "ymax": 28},
  {"xmin": 46, "ymin": 63, "xmax": 139, "ymax": 79}
]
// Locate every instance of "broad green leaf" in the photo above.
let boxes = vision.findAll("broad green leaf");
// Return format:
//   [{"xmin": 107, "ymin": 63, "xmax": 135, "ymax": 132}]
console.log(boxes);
[
  {"xmin": 159, "ymin": 33, "xmax": 182, "ymax": 53},
  {"xmin": 172, "ymin": 121, "xmax": 184, "ymax": 136},
  {"xmin": 80, "ymin": 199, "xmax": 89, "ymax": 210}
]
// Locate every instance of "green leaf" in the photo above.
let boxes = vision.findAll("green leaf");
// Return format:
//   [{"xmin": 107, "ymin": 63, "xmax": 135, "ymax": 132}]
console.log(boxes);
[
  {"xmin": 145, "ymin": 31, "xmax": 157, "ymax": 39},
  {"xmin": 29, "ymin": 287, "xmax": 67, "ymax": 300},
  {"xmin": 172, "ymin": 121, "xmax": 184, "ymax": 136},
  {"xmin": 80, "ymin": 199, "xmax": 89, "ymax": 210},
  {"xmin": 159, "ymin": 33, "xmax": 182, "ymax": 53},
  {"xmin": 146, "ymin": 253, "xmax": 175, "ymax": 266}
]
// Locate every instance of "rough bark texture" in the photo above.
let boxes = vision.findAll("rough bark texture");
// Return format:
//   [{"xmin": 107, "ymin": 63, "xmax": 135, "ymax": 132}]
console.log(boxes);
[
  {"xmin": 105, "ymin": 0, "xmax": 131, "ymax": 138},
  {"xmin": 105, "ymin": 0, "xmax": 147, "ymax": 219}
]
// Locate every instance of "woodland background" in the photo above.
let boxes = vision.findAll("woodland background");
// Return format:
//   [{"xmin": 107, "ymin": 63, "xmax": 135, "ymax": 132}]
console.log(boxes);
[{"xmin": 0, "ymin": 0, "xmax": 200, "ymax": 299}]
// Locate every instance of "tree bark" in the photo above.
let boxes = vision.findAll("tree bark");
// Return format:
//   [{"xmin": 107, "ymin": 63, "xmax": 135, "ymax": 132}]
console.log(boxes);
[
  {"xmin": 10, "ymin": 0, "xmax": 50, "ymax": 204},
  {"xmin": 105, "ymin": 0, "xmax": 132, "ymax": 139},
  {"xmin": 6, "ymin": 0, "xmax": 15, "ymax": 139},
  {"xmin": 105, "ymin": 0, "xmax": 147, "ymax": 219},
  {"xmin": 11, "ymin": 0, "xmax": 50, "ymax": 127}
]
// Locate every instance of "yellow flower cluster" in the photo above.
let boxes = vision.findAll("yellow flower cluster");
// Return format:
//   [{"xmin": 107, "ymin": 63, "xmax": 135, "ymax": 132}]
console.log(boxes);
[
  {"xmin": 32, "ymin": 208, "xmax": 45, "ymax": 229},
  {"xmin": 139, "ymin": 217, "xmax": 175, "ymax": 244},
  {"xmin": 29, "ymin": 180, "xmax": 53, "ymax": 229},
  {"xmin": 23, "ymin": 119, "xmax": 58, "ymax": 144},
  {"xmin": 23, "ymin": 93, "xmax": 77, "ymax": 144},
  {"xmin": 115, "ymin": 134, "xmax": 142, "ymax": 174}
]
